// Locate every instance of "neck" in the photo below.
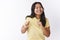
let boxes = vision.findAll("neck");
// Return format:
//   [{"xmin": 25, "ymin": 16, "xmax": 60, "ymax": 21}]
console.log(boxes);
[{"xmin": 36, "ymin": 15, "xmax": 40, "ymax": 19}]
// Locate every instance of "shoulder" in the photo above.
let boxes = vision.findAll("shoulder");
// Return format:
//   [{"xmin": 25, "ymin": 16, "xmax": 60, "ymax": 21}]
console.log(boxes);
[
  {"xmin": 25, "ymin": 16, "xmax": 32, "ymax": 21},
  {"xmin": 45, "ymin": 18, "xmax": 50, "ymax": 27},
  {"xmin": 45, "ymin": 18, "xmax": 49, "ymax": 21},
  {"xmin": 26, "ymin": 17, "xmax": 32, "ymax": 19}
]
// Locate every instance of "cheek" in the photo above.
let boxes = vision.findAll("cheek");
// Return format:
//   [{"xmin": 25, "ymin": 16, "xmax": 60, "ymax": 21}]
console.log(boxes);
[
  {"xmin": 41, "ymin": 8, "xmax": 44, "ymax": 12},
  {"xmin": 34, "ymin": 9, "xmax": 37, "ymax": 13}
]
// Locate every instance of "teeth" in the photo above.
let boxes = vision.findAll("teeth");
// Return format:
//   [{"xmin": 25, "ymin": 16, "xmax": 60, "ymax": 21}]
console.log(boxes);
[{"xmin": 37, "ymin": 11, "xmax": 41, "ymax": 12}]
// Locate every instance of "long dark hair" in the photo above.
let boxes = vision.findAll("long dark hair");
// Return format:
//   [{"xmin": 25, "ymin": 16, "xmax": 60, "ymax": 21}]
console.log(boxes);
[{"xmin": 26, "ymin": 2, "xmax": 46, "ymax": 27}]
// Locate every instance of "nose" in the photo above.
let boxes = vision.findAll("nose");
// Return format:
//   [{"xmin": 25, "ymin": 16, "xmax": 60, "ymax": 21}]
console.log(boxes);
[{"xmin": 38, "ymin": 8, "xmax": 41, "ymax": 11}]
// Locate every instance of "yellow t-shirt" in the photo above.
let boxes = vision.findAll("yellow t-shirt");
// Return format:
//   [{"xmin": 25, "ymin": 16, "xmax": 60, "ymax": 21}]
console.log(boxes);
[{"xmin": 25, "ymin": 17, "xmax": 50, "ymax": 40}]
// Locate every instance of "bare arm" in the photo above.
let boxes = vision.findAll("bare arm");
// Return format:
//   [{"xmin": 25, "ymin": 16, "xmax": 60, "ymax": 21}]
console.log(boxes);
[
  {"xmin": 21, "ymin": 20, "xmax": 29, "ymax": 33},
  {"xmin": 41, "ymin": 26, "xmax": 50, "ymax": 37},
  {"xmin": 38, "ymin": 22, "xmax": 50, "ymax": 37}
]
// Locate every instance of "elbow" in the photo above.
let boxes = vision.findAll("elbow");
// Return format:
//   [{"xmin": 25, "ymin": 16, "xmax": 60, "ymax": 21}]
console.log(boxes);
[
  {"xmin": 45, "ymin": 32, "xmax": 50, "ymax": 37},
  {"xmin": 21, "ymin": 25, "xmax": 28, "ymax": 34},
  {"xmin": 46, "ymin": 34, "xmax": 50, "ymax": 37},
  {"xmin": 21, "ymin": 29, "xmax": 25, "ymax": 33},
  {"xmin": 21, "ymin": 26, "xmax": 26, "ymax": 33},
  {"xmin": 21, "ymin": 31, "xmax": 25, "ymax": 34}
]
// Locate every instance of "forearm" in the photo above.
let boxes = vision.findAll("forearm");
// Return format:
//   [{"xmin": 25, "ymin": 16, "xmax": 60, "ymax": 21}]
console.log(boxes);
[
  {"xmin": 41, "ymin": 27, "xmax": 50, "ymax": 37},
  {"xmin": 21, "ymin": 25, "xmax": 28, "ymax": 33},
  {"xmin": 21, "ymin": 20, "xmax": 29, "ymax": 33}
]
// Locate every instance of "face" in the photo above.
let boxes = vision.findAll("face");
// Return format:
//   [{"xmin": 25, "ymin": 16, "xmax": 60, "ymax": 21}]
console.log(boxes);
[{"xmin": 34, "ymin": 4, "xmax": 44, "ymax": 16}]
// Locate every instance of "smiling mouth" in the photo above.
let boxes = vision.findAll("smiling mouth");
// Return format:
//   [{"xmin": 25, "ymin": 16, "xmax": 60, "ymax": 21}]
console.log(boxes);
[{"xmin": 37, "ymin": 10, "xmax": 42, "ymax": 13}]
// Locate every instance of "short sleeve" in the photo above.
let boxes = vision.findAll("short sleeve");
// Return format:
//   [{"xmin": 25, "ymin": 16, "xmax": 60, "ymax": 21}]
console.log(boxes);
[
  {"xmin": 25, "ymin": 17, "xmax": 31, "ymax": 22},
  {"xmin": 45, "ymin": 18, "xmax": 50, "ymax": 28},
  {"xmin": 23, "ymin": 17, "xmax": 31, "ymax": 26},
  {"xmin": 25, "ymin": 17, "xmax": 31, "ymax": 23}
]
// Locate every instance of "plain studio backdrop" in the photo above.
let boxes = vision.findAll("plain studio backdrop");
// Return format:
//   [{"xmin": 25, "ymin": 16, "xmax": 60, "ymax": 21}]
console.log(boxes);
[{"xmin": 0, "ymin": 0, "xmax": 60, "ymax": 40}]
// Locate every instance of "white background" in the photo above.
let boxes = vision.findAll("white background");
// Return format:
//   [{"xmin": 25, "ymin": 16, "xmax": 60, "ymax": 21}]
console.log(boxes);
[{"xmin": 0, "ymin": 0, "xmax": 60, "ymax": 40}]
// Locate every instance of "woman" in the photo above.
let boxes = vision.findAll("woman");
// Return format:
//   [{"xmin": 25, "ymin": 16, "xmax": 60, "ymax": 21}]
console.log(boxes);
[{"xmin": 21, "ymin": 2, "xmax": 50, "ymax": 40}]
